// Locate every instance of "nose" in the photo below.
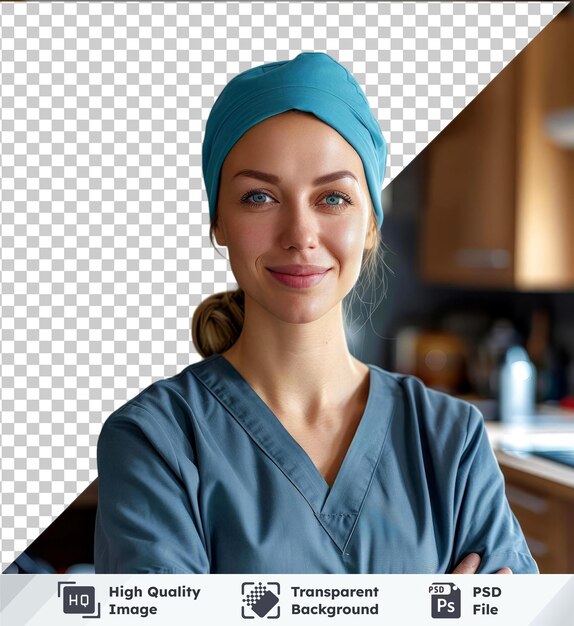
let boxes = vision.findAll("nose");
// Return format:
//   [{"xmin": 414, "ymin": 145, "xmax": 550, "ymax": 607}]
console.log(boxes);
[{"xmin": 278, "ymin": 199, "xmax": 319, "ymax": 251}]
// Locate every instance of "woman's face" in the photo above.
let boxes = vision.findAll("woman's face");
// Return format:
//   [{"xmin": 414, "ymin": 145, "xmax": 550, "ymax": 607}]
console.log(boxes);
[{"xmin": 214, "ymin": 110, "xmax": 377, "ymax": 325}]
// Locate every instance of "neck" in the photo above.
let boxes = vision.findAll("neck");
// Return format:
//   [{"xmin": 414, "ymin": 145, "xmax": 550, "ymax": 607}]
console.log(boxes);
[{"xmin": 220, "ymin": 295, "xmax": 368, "ymax": 425}]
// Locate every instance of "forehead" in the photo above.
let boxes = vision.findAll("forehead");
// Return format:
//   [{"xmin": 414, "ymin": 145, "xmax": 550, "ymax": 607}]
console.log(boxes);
[{"xmin": 220, "ymin": 110, "xmax": 366, "ymax": 181}]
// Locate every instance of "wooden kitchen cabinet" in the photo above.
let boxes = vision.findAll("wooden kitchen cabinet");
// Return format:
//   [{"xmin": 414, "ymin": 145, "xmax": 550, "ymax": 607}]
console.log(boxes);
[
  {"xmin": 496, "ymin": 451, "xmax": 574, "ymax": 573},
  {"xmin": 420, "ymin": 13, "xmax": 574, "ymax": 290}
]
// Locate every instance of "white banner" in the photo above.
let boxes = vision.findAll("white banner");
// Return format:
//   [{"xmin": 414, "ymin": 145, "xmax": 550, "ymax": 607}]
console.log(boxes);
[{"xmin": 1, "ymin": 574, "xmax": 573, "ymax": 625}]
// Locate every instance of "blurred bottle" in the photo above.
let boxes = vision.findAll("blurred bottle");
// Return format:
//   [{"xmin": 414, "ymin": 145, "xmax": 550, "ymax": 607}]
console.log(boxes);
[
  {"xmin": 499, "ymin": 345, "xmax": 537, "ymax": 424},
  {"xmin": 470, "ymin": 319, "xmax": 522, "ymax": 399}
]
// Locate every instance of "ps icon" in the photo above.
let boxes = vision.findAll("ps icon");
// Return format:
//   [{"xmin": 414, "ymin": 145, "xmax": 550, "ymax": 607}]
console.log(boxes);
[{"xmin": 429, "ymin": 583, "xmax": 461, "ymax": 619}]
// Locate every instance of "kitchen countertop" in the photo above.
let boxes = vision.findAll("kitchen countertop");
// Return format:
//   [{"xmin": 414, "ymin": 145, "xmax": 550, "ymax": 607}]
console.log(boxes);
[{"xmin": 484, "ymin": 411, "xmax": 574, "ymax": 493}]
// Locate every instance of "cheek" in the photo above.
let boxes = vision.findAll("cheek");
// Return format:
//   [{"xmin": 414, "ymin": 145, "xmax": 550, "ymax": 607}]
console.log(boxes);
[
  {"xmin": 329, "ymin": 221, "xmax": 366, "ymax": 269},
  {"xmin": 225, "ymin": 222, "xmax": 270, "ymax": 270}
]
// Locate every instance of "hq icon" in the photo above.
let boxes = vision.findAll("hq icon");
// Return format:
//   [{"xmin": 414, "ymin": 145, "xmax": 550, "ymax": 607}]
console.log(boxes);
[
  {"xmin": 58, "ymin": 582, "xmax": 101, "ymax": 619},
  {"xmin": 429, "ymin": 582, "xmax": 461, "ymax": 619}
]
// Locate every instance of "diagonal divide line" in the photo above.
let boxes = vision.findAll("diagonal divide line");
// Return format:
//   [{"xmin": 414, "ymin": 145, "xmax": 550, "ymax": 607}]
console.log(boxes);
[
  {"xmin": 1, "ymin": 575, "xmax": 57, "ymax": 625},
  {"xmin": 529, "ymin": 575, "xmax": 574, "ymax": 626},
  {"xmin": 0, "ymin": 574, "xmax": 36, "ymax": 612}
]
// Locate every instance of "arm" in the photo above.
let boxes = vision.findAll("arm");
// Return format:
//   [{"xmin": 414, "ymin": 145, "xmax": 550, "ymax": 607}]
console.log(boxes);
[
  {"xmin": 449, "ymin": 404, "xmax": 539, "ymax": 574},
  {"xmin": 452, "ymin": 552, "xmax": 512, "ymax": 574},
  {"xmin": 94, "ymin": 407, "xmax": 210, "ymax": 573}
]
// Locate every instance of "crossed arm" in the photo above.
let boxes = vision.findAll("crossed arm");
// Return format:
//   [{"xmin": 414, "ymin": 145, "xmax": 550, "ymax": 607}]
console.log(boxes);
[{"xmin": 452, "ymin": 553, "xmax": 512, "ymax": 575}]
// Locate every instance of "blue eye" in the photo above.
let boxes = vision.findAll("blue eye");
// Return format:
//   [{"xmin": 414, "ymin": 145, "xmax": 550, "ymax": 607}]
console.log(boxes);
[
  {"xmin": 321, "ymin": 191, "xmax": 354, "ymax": 208},
  {"xmin": 324, "ymin": 193, "xmax": 345, "ymax": 205},
  {"xmin": 247, "ymin": 192, "xmax": 270, "ymax": 204},
  {"xmin": 240, "ymin": 190, "xmax": 273, "ymax": 206}
]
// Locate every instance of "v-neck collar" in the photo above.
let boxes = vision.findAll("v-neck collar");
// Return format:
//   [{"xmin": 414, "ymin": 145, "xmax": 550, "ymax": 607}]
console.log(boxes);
[{"xmin": 191, "ymin": 353, "xmax": 399, "ymax": 552}]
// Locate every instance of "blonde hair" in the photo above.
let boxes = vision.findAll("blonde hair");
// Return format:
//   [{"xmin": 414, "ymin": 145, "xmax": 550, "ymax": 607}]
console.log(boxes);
[{"xmin": 191, "ymin": 205, "xmax": 389, "ymax": 358}]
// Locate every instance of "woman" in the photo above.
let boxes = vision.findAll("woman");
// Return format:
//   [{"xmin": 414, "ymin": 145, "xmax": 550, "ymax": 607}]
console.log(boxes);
[{"xmin": 94, "ymin": 52, "xmax": 537, "ymax": 574}]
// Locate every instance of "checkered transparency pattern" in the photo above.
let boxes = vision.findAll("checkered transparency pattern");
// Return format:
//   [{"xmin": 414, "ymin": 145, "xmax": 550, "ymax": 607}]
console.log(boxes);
[{"xmin": 0, "ymin": 1, "xmax": 567, "ymax": 570}]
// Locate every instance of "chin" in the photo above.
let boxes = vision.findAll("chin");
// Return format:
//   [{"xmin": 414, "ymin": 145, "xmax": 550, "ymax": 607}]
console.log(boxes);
[
  {"xmin": 268, "ymin": 301, "xmax": 336, "ymax": 325},
  {"xmin": 243, "ymin": 286, "xmax": 342, "ymax": 324}
]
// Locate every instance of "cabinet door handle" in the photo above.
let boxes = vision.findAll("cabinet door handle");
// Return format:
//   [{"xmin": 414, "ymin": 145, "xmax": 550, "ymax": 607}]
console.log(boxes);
[
  {"xmin": 454, "ymin": 248, "xmax": 510, "ymax": 269},
  {"xmin": 505, "ymin": 485, "xmax": 549, "ymax": 514}
]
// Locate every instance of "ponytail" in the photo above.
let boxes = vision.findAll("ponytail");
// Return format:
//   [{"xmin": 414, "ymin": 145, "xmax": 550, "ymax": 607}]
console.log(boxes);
[{"xmin": 191, "ymin": 287, "xmax": 244, "ymax": 358}]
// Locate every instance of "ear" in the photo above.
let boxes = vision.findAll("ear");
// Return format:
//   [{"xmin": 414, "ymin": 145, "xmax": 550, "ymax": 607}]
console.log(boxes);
[
  {"xmin": 214, "ymin": 220, "xmax": 226, "ymax": 247},
  {"xmin": 364, "ymin": 214, "xmax": 378, "ymax": 251}
]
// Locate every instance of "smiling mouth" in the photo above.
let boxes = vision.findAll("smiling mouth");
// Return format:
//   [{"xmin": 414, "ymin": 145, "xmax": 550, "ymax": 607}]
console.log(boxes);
[
  {"xmin": 269, "ymin": 270, "xmax": 328, "ymax": 276},
  {"xmin": 265, "ymin": 265, "xmax": 331, "ymax": 276},
  {"xmin": 266, "ymin": 268, "xmax": 331, "ymax": 288}
]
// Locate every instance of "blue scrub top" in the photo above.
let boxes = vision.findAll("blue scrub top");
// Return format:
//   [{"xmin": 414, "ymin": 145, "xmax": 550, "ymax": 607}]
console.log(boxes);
[{"xmin": 94, "ymin": 353, "xmax": 539, "ymax": 574}]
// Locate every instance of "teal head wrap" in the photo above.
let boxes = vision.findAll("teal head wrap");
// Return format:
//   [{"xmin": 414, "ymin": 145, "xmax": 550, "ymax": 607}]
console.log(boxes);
[{"xmin": 202, "ymin": 52, "xmax": 387, "ymax": 229}]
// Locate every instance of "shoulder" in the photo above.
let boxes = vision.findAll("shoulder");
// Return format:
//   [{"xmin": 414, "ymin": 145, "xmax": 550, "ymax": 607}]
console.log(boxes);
[
  {"xmin": 368, "ymin": 363, "xmax": 483, "ymax": 452},
  {"xmin": 99, "ymin": 357, "xmax": 218, "ymax": 446}
]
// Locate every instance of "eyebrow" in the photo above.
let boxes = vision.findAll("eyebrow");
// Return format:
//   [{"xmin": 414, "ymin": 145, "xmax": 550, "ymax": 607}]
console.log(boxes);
[{"xmin": 231, "ymin": 169, "xmax": 359, "ymax": 186}]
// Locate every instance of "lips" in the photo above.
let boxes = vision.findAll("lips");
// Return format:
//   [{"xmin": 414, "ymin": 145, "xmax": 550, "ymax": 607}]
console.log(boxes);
[
  {"xmin": 266, "ymin": 264, "xmax": 330, "ymax": 276},
  {"xmin": 266, "ymin": 266, "xmax": 331, "ymax": 289}
]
